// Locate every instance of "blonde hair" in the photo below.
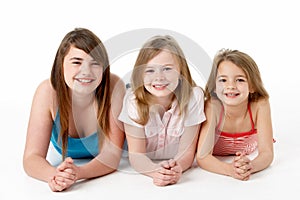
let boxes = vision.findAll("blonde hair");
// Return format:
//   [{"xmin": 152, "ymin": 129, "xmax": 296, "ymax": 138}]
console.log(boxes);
[
  {"xmin": 50, "ymin": 28, "xmax": 111, "ymax": 159},
  {"xmin": 131, "ymin": 35, "xmax": 196, "ymax": 125},
  {"xmin": 205, "ymin": 49, "xmax": 269, "ymax": 102}
]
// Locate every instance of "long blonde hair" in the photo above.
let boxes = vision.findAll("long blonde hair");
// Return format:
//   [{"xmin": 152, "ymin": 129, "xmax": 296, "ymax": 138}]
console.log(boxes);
[
  {"xmin": 50, "ymin": 28, "xmax": 111, "ymax": 159},
  {"xmin": 131, "ymin": 35, "xmax": 196, "ymax": 125},
  {"xmin": 205, "ymin": 49, "xmax": 269, "ymax": 102}
]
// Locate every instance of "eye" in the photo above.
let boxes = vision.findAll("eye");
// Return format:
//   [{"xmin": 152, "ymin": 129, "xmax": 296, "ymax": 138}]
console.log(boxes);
[
  {"xmin": 91, "ymin": 62, "xmax": 101, "ymax": 67},
  {"xmin": 236, "ymin": 78, "xmax": 246, "ymax": 82},
  {"xmin": 145, "ymin": 68, "xmax": 155, "ymax": 73},
  {"xmin": 162, "ymin": 66, "xmax": 172, "ymax": 72},
  {"xmin": 72, "ymin": 61, "xmax": 82, "ymax": 65},
  {"xmin": 218, "ymin": 78, "xmax": 226, "ymax": 82}
]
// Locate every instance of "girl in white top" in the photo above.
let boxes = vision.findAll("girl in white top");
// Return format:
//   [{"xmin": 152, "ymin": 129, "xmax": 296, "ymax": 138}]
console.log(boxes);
[{"xmin": 119, "ymin": 35, "xmax": 205, "ymax": 186}]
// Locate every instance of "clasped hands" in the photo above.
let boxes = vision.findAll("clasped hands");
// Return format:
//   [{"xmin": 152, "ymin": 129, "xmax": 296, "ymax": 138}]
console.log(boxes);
[
  {"xmin": 48, "ymin": 157, "xmax": 78, "ymax": 192},
  {"xmin": 152, "ymin": 159, "xmax": 183, "ymax": 186},
  {"xmin": 232, "ymin": 152, "xmax": 253, "ymax": 181}
]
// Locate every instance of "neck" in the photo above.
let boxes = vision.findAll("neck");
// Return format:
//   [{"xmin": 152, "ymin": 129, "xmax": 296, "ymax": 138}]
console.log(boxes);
[
  {"xmin": 223, "ymin": 101, "xmax": 248, "ymax": 119},
  {"xmin": 71, "ymin": 92, "xmax": 95, "ymax": 109},
  {"xmin": 150, "ymin": 94, "xmax": 173, "ymax": 111}
]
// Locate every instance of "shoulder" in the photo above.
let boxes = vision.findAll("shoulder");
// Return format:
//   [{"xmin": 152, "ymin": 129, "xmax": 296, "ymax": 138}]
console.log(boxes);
[
  {"xmin": 110, "ymin": 73, "xmax": 124, "ymax": 88},
  {"xmin": 204, "ymin": 97, "xmax": 222, "ymax": 117},
  {"xmin": 187, "ymin": 86, "xmax": 205, "ymax": 106},
  {"xmin": 33, "ymin": 79, "xmax": 56, "ymax": 116},
  {"xmin": 110, "ymin": 73, "xmax": 125, "ymax": 97},
  {"xmin": 250, "ymin": 98, "xmax": 271, "ymax": 116},
  {"xmin": 205, "ymin": 97, "xmax": 222, "ymax": 109},
  {"xmin": 34, "ymin": 79, "xmax": 56, "ymax": 100},
  {"xmin": 191, "ymin": 86, "xmax": 204, "ymax": 97}
]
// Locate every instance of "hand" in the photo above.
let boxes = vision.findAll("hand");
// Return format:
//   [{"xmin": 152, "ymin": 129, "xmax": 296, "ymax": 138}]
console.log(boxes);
[
  {"xmin": 48, "ymin": 157, "xmax": 78, "ymax": 191},
  {"xmin": 150, "ymin": 160, "xmax": 175, "ymax": 186},
  {"xmin": 232, "ymin": 152, "xmax": 253, "ymax": 181},
  {"xmin": 167, "ymin": 159, "xmax": 183, "ymax": 185}
]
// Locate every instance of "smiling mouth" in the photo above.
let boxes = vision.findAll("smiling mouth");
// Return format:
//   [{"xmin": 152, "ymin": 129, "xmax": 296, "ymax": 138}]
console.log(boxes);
[
  {"xmin": 75, "ymin": 78, "xmax": 94, "ymax": 83},
  {"xmin": 225, "ymin": 92, "xmax": 239, "ymax": 97},
  {"xmin": 152, "ymin": 84, "xmax": 169, "ymax": 90}
]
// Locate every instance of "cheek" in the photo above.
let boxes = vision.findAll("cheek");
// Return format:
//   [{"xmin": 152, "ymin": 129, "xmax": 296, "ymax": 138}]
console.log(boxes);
[
  {"xmin": 215, "ymin": 82, "xmax": 223, "ymax": 93},
  {"xmin": 143, "ymin": 74, "xmax": 153, "ymax": 85},
  {"xmin": 94, "ymin": 69, "xmax": 104, "ymax": 84},
  {"xmin": 63, "ymin": 68, "xmax": 74, "ymax": 87}
]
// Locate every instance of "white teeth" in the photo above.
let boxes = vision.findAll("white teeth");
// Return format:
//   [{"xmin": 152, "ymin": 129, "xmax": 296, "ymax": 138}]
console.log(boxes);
[
  {"xmin": 153, "ymin": 84, "xmax": 168, "ymax": 88},
  {"xmin": 226, "ymin": 93, "xmax": 238, "ymax": 96},
  {"xmin": 78, "ymin": 79, "xmax": 92, "ymax": 83}
]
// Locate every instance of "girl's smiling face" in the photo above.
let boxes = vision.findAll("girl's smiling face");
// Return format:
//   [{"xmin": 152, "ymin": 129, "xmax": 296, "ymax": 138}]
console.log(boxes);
[
  {"xmin": 63, "ymin": 46, "xmax": 103, "ymax": 95},
  {"xmin": 143, "ymin": 50, "xmax": 180, "ymax": 99},
  {"xmin": 216, "ymin": 60, "xmax": 252, "ymax": 106}
]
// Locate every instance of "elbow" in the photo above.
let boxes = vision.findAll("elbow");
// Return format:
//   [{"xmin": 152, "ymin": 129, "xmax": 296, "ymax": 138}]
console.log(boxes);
[
  {"xmin": 195, "ymin": 151, "xmax": 210, "ymax": 169},
  {"xmin": 22, "ymin": 155, "xmax": 31, "ymax": 177}
]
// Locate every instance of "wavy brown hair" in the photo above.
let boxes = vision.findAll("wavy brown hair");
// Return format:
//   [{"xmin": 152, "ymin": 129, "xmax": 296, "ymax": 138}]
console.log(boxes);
[
  {"xmin": 205, "ymin": 49, "xmax": 269, "ymax": 102},
  {"xmin": 50, "ymin": 28, "xmax": 111, "ymax": 159},
  {"xmin": 131, "ymin": 35, "xmax": 196, "ymax": 125}
]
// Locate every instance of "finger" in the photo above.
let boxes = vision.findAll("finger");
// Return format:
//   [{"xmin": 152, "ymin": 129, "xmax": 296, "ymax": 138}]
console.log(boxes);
[
  {"xmin": 56, "ymin": 171, "xmax": 76, "ymax": 181},
  {"xmin": 153, "ymin": 178, "xmax": 169, "ymax": 186},
  {"xmin": 64, "ymin": 168, "xmax": 75, "ymax": 174},
  {"xmin": 57, "ymin": 161, "xmax": 74, "ymax": 172},
  {"xmin": 158, "ymin": 168, "xmax": 175, "ymax": 176},
  {"xmin": 65, "ymin": 157, "xmax": 74, "ymax": 164},
  {"xmin": 52, "ymin": 178, "xmax": 67, "ymax": 191},
  {"xmin": 168, "ymin": 159, "xmax": 176, "ymax": 168},
  {"xmin": 160, "ymin": 161, "xmax": 170, "ymax": 169},
  {"xmin": 171, "ymin": 165, "xmax": 182, "ymax": 173}
]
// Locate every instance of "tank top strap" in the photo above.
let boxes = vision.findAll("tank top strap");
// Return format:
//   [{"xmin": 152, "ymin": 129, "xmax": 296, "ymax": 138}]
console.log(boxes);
[
  {"xmin": 247, "ymin": 103, "xmax": 255, "ymax": 131},
  {"xmin": 217, "ymin": 105, "xmax": 224, "ymax": 131}
]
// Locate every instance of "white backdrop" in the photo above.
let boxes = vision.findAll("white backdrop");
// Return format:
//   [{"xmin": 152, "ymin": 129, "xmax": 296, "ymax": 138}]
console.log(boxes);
[{"xmin": 1, "ymin": 0, "xmax": 299, "ymax": 199}]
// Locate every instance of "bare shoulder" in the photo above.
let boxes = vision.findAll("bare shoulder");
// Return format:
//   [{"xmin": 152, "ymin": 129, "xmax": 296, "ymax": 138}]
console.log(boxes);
[
  {"xmin": 35, "ymin": 79, "xmax": 54, "ymax": 93},
  {"xmin": 110, "ymin": 73, "xmax": 125, "ymax": 96},
  {"xmin": 251, "ymin": 98, "xmax": 271, "ymax": 112},
  {"xmin": 250, "ymin": 98, "xmax": 271, "ymax": 122},
  {"xmin": 32, "ymin": 79, "xmax": 57, "ymax": 117},
  {"xmin": 110, "ymin": 73, "xmax": 124, "ymax": 86},
  {"xmin": 205, "ymin": 98, "xmax": 222, "ymax": 113}
]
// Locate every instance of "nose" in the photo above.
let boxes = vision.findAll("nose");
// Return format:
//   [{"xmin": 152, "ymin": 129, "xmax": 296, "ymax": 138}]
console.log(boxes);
[
  {"xmin": 154, "ymin": 69, "xmax": 165, "ymax": 81},
  {"xmin": 226, "ymin": 80, "xmax": 236, "ymax": 89},
  {"xmin": 79, "ymin": 62, "xmax": 91, "ymax": 75}
]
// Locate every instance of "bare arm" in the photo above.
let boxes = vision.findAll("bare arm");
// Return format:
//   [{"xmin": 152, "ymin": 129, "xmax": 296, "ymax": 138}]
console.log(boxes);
[
  {"xmin": 124, "ymin": 124, "xmax": 158, "ymax": 175},
  {"xmin": 23, "ymin": 79, "xmax": 57, "ymax": 182},
  {"xmin": 174, "ymin": 125, "xmax": 200, "ymax": 172},
  {"xmin": 196, "ymin": 100, "xmax": 234, "ymax": 176},
  {"xmin": 250, "ymin": 99, "xmax": 274, "ymax": 173}
]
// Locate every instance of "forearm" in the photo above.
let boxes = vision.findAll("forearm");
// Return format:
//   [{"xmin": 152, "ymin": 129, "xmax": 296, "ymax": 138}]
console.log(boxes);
[
  {"xmin": 251, "ymin": 151, "xmax": 274, "ymax": 173},
  {"xmin": 128, "ymin": 152, "xmax": 158, "ymax": 177},
  {"xmin": 197, "ymin": 154, "xmax": 232, "ymax": 176},
  {"xmin": 23, "ymin": 155, "xmax": 57, "ymax": 182},
  {"xmin": 77, "ymin": 147, "xmax": 123, "ymax": 180},
  {"xmin": 76, "ymin": 158, "xmax": 116, "ymax": 180},
  {"xmin": 175, "ymin": 150, "xmax": 195, "ymax": 172}
]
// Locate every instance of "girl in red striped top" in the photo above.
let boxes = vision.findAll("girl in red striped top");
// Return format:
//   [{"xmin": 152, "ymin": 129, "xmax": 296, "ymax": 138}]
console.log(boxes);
[{"xmin": 196, "ymin": 49, "xmax": 274, "ymax": 181}]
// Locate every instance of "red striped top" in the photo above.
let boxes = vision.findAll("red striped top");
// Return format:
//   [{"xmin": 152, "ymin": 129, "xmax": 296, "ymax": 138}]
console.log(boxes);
[{"xmin": 212, "ymin": 104, "xmax": 258, "ymax": 156}]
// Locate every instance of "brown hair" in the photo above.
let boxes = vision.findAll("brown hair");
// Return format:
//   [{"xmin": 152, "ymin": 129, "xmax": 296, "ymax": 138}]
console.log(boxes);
[
  {"xmin": 131, "ymin": 35, "xmax": 196, "ymax": 125},
  {"xmin": 205, "ymin": 49, "xmax": 269, "ymax": 102},
  {"xmin": 50, "ymin": 28, "xmax": 111, "ymax": 159}
]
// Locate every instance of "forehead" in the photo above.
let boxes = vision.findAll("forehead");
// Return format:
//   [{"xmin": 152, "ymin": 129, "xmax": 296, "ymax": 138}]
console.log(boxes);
[
  {"xmin": 65, "ymin": 46, "xmax": 92, "ymax": 60},
  {"xmin": 217, "ymin": 61, "xmax": 246, "ymax": 76},
  {"xmin": 147, "ymin": 50, "xmax": 178, "ymax": 66}
]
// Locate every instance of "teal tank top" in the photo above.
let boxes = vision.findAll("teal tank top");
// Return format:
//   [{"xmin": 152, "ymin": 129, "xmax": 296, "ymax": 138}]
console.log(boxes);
[{"xmin": 50, "ymin": 112, "xmax": 99, "ymax": 158}]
